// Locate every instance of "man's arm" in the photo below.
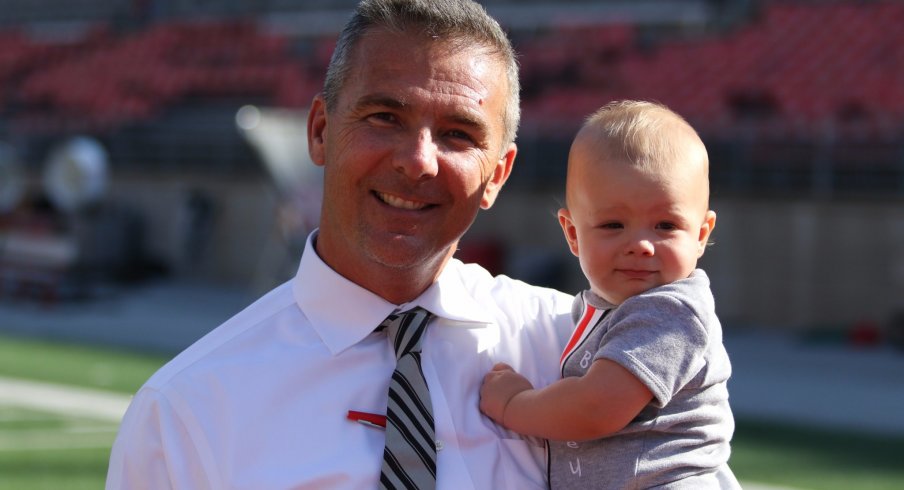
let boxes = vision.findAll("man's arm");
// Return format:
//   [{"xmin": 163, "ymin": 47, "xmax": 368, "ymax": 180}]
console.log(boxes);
[
  {"xmin": 106, "ymin": 388, "xmax": 213, "ymax": 489},
  {"xmin": 479, "ymin": 360, "xmax": 652, "ymax": 442}
]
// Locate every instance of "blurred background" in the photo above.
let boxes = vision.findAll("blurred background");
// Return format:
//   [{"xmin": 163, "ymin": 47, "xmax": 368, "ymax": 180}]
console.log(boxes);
[{"xmin": 0, "ymin": 0, "xmax": 903, "ymax": 488}]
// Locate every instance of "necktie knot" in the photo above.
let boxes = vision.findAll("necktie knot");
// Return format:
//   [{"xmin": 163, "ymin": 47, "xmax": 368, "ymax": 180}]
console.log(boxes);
[{"xmin": 381, "ymin": 306, "xmax": 434, "ymax": 359}]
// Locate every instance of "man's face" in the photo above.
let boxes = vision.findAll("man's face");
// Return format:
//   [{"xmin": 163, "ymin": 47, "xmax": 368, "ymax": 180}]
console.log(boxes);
[{"xmin": 308, "ymin": 28, "xmax": 515, "ymax": 299}]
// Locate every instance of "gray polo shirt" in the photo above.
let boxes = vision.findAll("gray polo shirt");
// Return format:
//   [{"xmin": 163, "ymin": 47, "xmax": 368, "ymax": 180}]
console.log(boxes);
[{"xmin": 549, "ymin": 270, "xmax": 740, "ymax": 489}]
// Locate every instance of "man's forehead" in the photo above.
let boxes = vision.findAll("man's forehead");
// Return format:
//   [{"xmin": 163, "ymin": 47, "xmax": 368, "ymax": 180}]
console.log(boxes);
[{"xmin": 348, "ymin": 34, "xmax": 504, "ymax": 108}]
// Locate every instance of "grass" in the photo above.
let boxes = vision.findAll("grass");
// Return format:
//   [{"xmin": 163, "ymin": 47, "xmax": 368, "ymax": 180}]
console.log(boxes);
[
  {"xmin": 0, "ymin": 406, "xmax": 118, "ymax": 490},
  {"xmin": 0, "ymin": 334, "xmax": 168, "ymax": 490},
  {"xmin": 731, "ymin": 419, "xmax": 904, "ymax": 490},
  {"xmin": 0, "ymin": 334, "xmax": 169, "ymax": 393},
  {"xmin": 0, "ymin": 443, "xmax": 115, "ymax": 490},
  {"xmin": 1, "ymin": 334, "xmax": 904, "ymax": 489}
]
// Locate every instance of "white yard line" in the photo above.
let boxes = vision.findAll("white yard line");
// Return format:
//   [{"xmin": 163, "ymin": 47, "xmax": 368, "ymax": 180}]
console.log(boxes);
[
  {"xmin": 0, "ymin": 376, "xmax": 130, "ymax": 422},
  {"xmin": 743, "ymin": 484, "xmax": 806, "ymax": 490},
  {"xmin": 0, "ymin": 427, "xmax": 118, "ymax": 451}
]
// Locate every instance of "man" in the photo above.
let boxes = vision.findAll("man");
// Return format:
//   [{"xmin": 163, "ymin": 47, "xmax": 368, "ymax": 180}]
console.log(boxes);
[{"xmin": 106, "ymin": 1, "xmax": 573, "ymax": 488}]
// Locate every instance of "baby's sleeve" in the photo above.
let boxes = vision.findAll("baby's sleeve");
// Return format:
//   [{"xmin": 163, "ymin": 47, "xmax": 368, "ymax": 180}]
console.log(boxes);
[{"xmin": 594, "ymin": 292, "xmax": 709, "ymax": 407}]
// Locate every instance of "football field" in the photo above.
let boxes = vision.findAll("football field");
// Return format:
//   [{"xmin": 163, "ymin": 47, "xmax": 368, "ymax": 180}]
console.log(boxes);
[
  {"xmin": 1, "ymin": 335, "xmax": 902, "ymax": 490},
  {"xmin": 0, "ymin": 337, "xmax": 156, "ymax": 490},
  {"xmin": 0, "ymin": 403, "xmax": 118, "ymax": 490}
]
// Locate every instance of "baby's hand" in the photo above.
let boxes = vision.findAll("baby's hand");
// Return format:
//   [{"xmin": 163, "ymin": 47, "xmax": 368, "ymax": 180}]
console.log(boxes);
[{"xmin": 479, "ymin": 362, "xmax": 534, "ymax": 427}]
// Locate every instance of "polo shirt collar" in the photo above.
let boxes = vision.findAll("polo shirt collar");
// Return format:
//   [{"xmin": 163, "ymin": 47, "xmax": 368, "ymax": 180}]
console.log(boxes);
[{"xmin": 293, "ymin": 231, "xmax": 494, "ymax": 355}]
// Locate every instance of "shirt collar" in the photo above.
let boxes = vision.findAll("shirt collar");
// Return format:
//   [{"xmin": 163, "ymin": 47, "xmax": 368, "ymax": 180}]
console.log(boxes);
[
  {"xmin": 293, "ymin": 231, "xmax": 495, "ymax": 355},
  {"xmin": 582, "ymin": 289, "xmax": 617, "ymax": 311}
]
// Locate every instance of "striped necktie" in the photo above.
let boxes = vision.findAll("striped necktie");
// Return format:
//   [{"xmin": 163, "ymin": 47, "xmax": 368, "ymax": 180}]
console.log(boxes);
[{"xmin": 379, "ymin": 307, "xmax": 437, "ymax": 490}]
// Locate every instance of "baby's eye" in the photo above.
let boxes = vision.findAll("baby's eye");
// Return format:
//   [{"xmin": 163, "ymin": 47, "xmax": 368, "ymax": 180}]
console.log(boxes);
[
  {"xmin": 599, "ymin": 222, "xmax": 623, "ymax": 230},
  {"xmin": 656, "ymin": 222, "xmax": 678, "ymax": 231}
]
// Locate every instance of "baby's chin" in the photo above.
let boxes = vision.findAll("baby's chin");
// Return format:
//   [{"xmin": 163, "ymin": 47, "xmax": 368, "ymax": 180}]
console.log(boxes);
[{"xmin": 593, "ymin": 282, "xmax": 665, "ymax": 306}]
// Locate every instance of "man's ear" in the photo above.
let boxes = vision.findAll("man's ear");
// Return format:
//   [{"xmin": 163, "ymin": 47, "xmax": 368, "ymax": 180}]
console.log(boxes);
[
  {"xmin": 697, "ymin": 210, "xmax": 717, "ymax": 257},
  {"xmin": 308, "ymin": 95, "xmax": 327, "ymax": 167},
  {"xmin": 558, "ymin": 208, "xmax": 580, "ymax": 257},
  {"xmin": 480, "ymin": 143, "xmax": 516, "ymax": 209}
]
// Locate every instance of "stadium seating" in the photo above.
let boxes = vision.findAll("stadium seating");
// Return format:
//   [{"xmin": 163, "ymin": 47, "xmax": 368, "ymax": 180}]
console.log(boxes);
[
  {"xmin": 6, "ymin": 20, "xmax": 315, "ymax": 133},
  {"xmin": 0, "ymin": 2, "xmax": 901, "ymax": 154},
  {"xmin": 516, "ymin": 1, "xmax": 904, "ymax": 140}
]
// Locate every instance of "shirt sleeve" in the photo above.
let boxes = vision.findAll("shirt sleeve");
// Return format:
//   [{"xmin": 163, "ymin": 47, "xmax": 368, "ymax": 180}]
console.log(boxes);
[
  {"xmin": 106, "ymin": 387, "xmax": 214, "ymax": 490},
  {"xmin": 501, "ymin": 279, "xmax": 575, "ymax": 387},
  {"xmin": 594, "ymin": 292, "xmax": 709, "ymax": 407}
]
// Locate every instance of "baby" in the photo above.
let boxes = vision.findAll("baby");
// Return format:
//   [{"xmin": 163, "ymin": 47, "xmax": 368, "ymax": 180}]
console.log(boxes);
[{"xmin": 480, "ymin": 100, "xmax": 740, "ymax": 489}]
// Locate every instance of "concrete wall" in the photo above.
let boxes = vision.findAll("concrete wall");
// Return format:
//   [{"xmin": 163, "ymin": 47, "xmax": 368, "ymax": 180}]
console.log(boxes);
[
  {"xmin": 703, "ymin": 197, "xmax": 904, "ymax": 330},
  {"xmin": 107, "ymin": 173, "xmax": 282, "ymax": 286},
  {"xmin": 103, "ymin": 175, "xmax": 904, "ymax": 333},
  {"xmin": 469, "ymin": 190, "xmax": 904, "ymax": 332}
]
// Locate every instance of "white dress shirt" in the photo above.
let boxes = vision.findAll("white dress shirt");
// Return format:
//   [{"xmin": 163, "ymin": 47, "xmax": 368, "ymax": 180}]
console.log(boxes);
[{"xmin": 107, "ymin": 232, "xmax": 573, "ymax": 489}]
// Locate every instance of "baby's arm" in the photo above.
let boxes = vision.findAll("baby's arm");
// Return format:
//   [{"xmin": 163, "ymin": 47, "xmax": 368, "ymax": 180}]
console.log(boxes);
[{"xmin": 479, "ymin": 360, "xmax": 653, "ymax": 442}]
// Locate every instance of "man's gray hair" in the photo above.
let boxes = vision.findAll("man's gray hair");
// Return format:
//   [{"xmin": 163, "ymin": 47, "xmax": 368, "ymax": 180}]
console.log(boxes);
[{"xmin": 322, "ymin": 0, "xmax": 521, "ymax": 146}]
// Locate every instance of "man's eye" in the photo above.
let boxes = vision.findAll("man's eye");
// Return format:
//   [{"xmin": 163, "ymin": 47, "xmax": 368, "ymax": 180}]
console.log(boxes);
[
  {"xmin": 445, "ymin": 129, "xmax": 475, "ymax": 143},
  {"xmin": 369, "ymin": 112, "xmax": 397, "ymax": 123}
]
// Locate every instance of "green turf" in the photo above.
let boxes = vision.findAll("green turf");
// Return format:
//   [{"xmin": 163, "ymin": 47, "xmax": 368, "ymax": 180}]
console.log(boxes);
[
  {"xmin": 731, "ymin": 419, "xmax": 904, "ymax": 490},
  {"xmin": 0, "ymin": 405, "xmax": 119, "ymax": 490},
  {"xmin": 2, "ymin": 334, "xmax": 904, "ymax": 489},
  {"xmin": 0, "ymin": 334, "xmax": 169, "ymax": 393},
  {"xmin": 0, "ymin": 335, "xmax": 167, "ymax": 490},
  {"xmin": 0, "ymin": 445, "xmax": 113, "ymax": 490}
]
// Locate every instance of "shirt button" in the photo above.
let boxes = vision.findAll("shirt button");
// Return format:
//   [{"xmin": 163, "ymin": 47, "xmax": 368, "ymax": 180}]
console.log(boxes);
[{"xmin": 435, "ymin": 440, "xmax": 444, "ymax": 451}]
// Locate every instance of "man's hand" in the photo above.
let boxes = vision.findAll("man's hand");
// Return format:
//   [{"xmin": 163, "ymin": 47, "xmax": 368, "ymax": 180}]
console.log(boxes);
[{"xmin": 479, "ymin": 362, "xmax": 534, "ymax": 428}]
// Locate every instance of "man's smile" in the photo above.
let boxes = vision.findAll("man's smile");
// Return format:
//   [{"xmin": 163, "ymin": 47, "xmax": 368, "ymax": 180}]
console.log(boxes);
[{"xmin": 375, "ymin": 191, "xmax": 433, "ymax": 211}]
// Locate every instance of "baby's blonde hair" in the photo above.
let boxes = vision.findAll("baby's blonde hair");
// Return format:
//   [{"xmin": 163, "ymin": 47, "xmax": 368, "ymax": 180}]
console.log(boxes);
[
  {"xmin": 571, "ymin": 100, "xmax": 710, "ymax": 202},
  {"xmin": 582, "ymin": 100, "xmax": 706, "ymax": 171}
]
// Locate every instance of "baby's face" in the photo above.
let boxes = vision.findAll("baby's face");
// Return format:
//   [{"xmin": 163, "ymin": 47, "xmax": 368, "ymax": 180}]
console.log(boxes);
[{"xmin": 559, "ymin": 145, "xmax": 715, "ymax": 305}]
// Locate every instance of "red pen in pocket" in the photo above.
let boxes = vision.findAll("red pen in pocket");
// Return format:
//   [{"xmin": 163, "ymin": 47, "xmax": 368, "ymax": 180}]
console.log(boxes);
[{"xmin": 347, "ymin": 410, "xmax": 387, "ymax": 429}]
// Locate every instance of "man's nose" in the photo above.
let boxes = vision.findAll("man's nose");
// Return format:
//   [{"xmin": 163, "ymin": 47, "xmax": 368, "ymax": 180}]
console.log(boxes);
[{"xmin": 394, "ymin": 128, "xmax": 439, "ymax": 181}]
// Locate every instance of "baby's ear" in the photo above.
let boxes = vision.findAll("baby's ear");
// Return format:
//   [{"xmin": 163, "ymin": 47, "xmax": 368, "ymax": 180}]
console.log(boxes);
[
  {"xmin": 558, "ymin": 208, "xmax": 580, "ymax": 257},
  {"xmin": 697, "ymin": 210, "xmax": 717, "ymax": 256}
]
